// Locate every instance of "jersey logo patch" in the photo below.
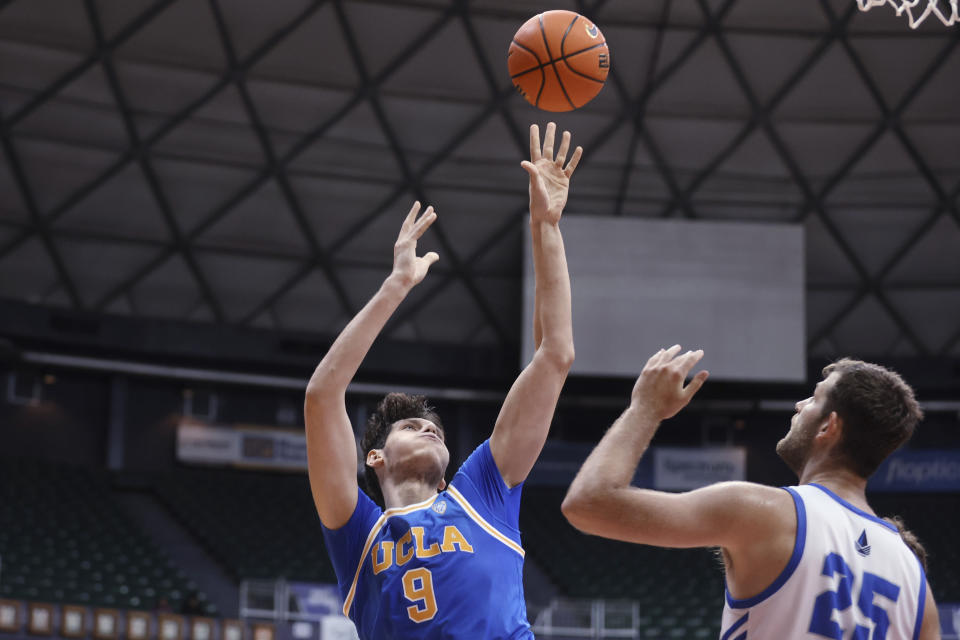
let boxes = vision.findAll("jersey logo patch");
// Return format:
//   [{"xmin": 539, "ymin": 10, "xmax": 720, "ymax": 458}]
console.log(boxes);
[
  {"xmin": 855, "ymin": 530, "xmax": 871, "ymax": 557},
  {"xmin": 432, "ymin": 500, "xmax": 447, "ymax": 515}
]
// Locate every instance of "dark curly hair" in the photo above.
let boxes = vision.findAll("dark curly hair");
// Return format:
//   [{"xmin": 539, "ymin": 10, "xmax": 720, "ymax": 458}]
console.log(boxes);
[
  {"xmin": 821, "ymin": 359, "xmax": 923, "ymax": 478},
  {"xmin": 360, "ymin": 393, "xmax": 444, "ymax": 507},
  {"xmin": 884, "ymin": 515, "xmax": 928, "ymax": 570}
]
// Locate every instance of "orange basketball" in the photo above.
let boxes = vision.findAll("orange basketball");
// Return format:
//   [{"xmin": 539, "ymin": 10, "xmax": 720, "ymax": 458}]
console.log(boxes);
[{"xmin": 508, "ymin": 10, "xmax": 610, "ymax": 112}]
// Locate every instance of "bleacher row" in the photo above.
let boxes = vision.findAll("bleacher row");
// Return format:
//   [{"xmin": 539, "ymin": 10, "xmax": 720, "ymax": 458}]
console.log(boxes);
[
  {"xmin": 0, "ymin": 460, "xmax": 209, "ymax": 614},
  {"xmin": 0, "ymin": 600, "xmax": 272, "ymax": 640},
  {"xmin": 1, "ymin": 456, "xmax": 957, "ymax": 638}
]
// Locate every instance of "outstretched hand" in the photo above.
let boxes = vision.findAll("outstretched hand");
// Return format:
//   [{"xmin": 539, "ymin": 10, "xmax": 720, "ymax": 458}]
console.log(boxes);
[
  {"xmin": 631, "ymin": 345, "xmax": 709, "ymax": 421},
  {"xmin": 391, "ymin": 201, "xmax": 439, "ymax": 289},
  {"xmin": 521, "ymin": 122, "xmax": 583, "ymax": 225}
]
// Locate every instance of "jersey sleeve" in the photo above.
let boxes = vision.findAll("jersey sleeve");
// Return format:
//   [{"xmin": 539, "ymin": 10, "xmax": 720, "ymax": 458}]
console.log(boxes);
[
  {"xmin": 320, "ymin": 489, "xmax": 383, "ymax": 589},
  {"xmin": 450, "ymin": 439, "xmax": 523, "ymax": 533}
]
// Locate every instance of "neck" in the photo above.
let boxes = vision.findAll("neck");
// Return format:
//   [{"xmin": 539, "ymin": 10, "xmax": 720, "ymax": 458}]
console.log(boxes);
[
  {"xmin": 381, "ymin": 478, "xmax": 440, "ymax": 510},
  {"xmin": 799, "ymin": 464, "xmax": 871, "ymax": 512}
]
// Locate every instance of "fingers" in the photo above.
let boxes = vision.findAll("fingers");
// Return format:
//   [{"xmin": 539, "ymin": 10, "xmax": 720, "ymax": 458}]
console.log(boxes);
[
  {"xmin": 529, "ymin": 124, "xmax": 541, "ymax": 162},
  {"xmin": 684, "ymin": 370, "xmax": 710, "ymax": 399},
  {"xmin": 402, "ymin": 201, "xmax": 422, "ymax": 230},
  {"xmin": 411, "ymin": 205, "xmax": 437, "ymax": 239},
  {"xmin": 423, "ymin": 251, "xmax": 439, "ymax": 267},
  {"xmin": 644, "ymin": 348, "xmax": 665, "ymax": 369},
  {"xmin": 564, "ymin": 146, "xmax": 583, "ymax": 178},
  {"xmin": 542, "ymin": 122, "xmax": 556, "ymax": 160},
  {"xmin": 661, "ymin": 345, "xmax": 683, "ymax": 365},
  {"xmin": 520, "ymin": 160, "xmax": 539, "ymax": 177},
  {"xmin": 555, "ymin": 130, "xmax": 571, "ymax": 167},
  {"xmin": 520, "ymin": 160, "xmax": 542, "ymax": 187}
]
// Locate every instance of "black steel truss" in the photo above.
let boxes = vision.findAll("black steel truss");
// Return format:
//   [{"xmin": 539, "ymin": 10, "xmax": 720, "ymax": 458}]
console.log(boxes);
[{"xmin": 0, "ymin": 0, "xmax": 957, "ymax": 358}]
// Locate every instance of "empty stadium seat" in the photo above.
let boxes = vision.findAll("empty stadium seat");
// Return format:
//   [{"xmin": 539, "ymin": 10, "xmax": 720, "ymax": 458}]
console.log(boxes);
[
  {"xmin": 152, "ymin": 468, "xmax": 335, "ymax": 583},
  {"xmin": 0, "ymin": 457, "xmax": 209, "ymax": 612}
]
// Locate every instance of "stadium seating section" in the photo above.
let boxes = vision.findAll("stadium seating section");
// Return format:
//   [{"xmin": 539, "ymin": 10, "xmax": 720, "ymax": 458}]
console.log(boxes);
[
  {"xmin": 0, "ymin": 458, "xmax": 213, "ymax": 613},
  {"xmin": 870, "ymin": 493, "xmax": 960, "ymax": 602},
  {"xmin": 1, "ymin": 457, "xmax": 956, "ymax": 633},
  {"xmin": 521, "ymin": 487, "xmax": 725, "ymax": 639},
  {"xmin": 151, "ymin": 468, "xmax": 335, "ymax": 584}
]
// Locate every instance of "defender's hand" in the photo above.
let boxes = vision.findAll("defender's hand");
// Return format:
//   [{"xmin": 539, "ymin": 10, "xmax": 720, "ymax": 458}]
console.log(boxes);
[
  {"xmin": 630, "ymin": 346, "xmax": 709, "ymax": 421},
  {"xmin": 391, "ymin": 201, "xmax": 439, "ymax": 289},
  {"xmin": 522, "ymin": 122, "xmax": 583, "ymax": 225}
]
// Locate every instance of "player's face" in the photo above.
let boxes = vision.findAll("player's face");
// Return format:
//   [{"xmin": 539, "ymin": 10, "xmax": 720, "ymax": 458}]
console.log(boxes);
[
  {"xmin": 776, "ymin": 373, "xmax": 838, "ymax": 475},
  {"xmin": 381, "ymin": 417, "xmax": 449, "ymax": 487}
]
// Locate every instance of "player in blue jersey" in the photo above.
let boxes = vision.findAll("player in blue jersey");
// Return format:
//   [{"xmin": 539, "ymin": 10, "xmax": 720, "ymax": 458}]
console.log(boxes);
[
  {"xmin": 304, "ymin": 122, "xmax": 581, "ymax": 639},
  {"xmin": 562, "ymin": 347, "xmax": 941, "ymax": 639}
]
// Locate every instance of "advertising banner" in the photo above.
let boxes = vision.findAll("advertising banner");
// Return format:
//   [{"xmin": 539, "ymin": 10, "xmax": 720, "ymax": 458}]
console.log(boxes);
[
  {"xmin": 868, "ymin": 450, "xmax": 960, "ymax": 492},
  {"xmin": 176, "ymin": 422, "xmax": 309, "ymax": 471},
  {"xmin": 653, "ymin": 447, "xmax": 746, "ymax": 491}
]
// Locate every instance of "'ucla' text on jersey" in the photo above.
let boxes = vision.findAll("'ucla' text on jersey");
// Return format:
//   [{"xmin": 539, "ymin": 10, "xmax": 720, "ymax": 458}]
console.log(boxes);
[{"xmin": 322, "ymin": 440, "xmax": 534, "ymax": 639}]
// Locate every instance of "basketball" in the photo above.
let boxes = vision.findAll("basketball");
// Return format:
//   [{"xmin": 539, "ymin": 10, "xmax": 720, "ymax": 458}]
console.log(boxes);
[{"xmin": 508, "ymin": 10, "xmax": 610, "ymax": 112}]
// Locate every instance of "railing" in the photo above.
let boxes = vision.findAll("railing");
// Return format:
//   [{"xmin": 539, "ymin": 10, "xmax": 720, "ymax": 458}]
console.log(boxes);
[
  {"xmin": 238, "ymin": 580, "xmax": 357, "ymax": 640},
  {"xmin": 531, "ymin": 599, "xmax": 641, "ymax": 639}
]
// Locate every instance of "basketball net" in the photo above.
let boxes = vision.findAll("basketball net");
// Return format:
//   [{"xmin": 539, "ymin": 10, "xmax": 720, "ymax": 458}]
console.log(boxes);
[{"xmin": 856, "ymin": 0, "xmax": 959, "ymax": 28}]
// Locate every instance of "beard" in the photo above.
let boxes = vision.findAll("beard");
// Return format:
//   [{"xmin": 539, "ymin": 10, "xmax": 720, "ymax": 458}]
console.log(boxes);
[{"xmin": 776, "ymin": 419, "xmax": 817, "ymax": 477}]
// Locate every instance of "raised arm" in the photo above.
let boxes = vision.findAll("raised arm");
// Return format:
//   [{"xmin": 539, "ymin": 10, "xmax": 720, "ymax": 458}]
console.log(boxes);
[
  {"xmin": 562, "ymin": 347, "xmax": 789, "ymax": 551},
  {"xmin": 304, "ymin": 202, "xmax": 438, "ymax": 528},
  {"xmin": 489, "ymin": 123, "xmax": 582, "ymax": 487}
]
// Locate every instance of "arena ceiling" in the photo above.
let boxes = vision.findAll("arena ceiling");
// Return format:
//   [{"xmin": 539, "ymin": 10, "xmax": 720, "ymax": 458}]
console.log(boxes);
[{"xmin": 0, "ymin": 0, "xmax": 958, "ymax": 365}]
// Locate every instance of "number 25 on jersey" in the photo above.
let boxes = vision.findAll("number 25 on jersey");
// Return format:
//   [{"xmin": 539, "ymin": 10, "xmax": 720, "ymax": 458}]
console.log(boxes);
[{"xmin": 809, "ymin": 552, "xmax": 901, "ymax": 640}]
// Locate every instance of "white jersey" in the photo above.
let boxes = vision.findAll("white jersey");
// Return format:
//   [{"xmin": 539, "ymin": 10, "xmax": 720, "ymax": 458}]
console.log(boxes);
[{"xmin": 719, "ymin": 483, "xmax": 927, "ymax": 640}]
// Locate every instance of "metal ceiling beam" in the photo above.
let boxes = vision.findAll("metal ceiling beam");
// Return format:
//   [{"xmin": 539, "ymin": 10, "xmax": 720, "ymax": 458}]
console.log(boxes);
[
  {"xmin": 823, "ymin": 0, "xmax": 959, "ymax": 224},
  {"xmin": 456, "ymin": 1, "xmax": 527, "ymax": 156},
  {"xmin": 0, "ymin": 0, "xmax": 178, "ymax": 132},
  {"xmin": 83, "ymin": 0, "xmax": 226, "ymax": 321},
  {"xmin": 330, "ymin": 0, "xmax": 513, "ymax": 348},
  {"xmin": 0, "ymin": 0, "xmax": 329, "ymax": 266},
  {"xmin": 697, "ymin": 0, "xmax": 929, "ymax": 354},
  {"xmin": 607, "ymin": 0, "xmax": 745, "ymax": 221},
  {"xmin": 206, "ymin": 0, "xmax": 355, "ymax": 321},
  {"xmin": 260, "ymin": 0, "xmax": 747, "ymax": 340},
  {"xmin": 97, "ymin": 0, "xmax": 455, "ymax": 319},
  {"xmin": 803, "ymin": 5, "xmax": 960, "ymax": 352},
  {"xmin": 611, "ymin": 0, "xmax": 671, "ymax": 217},
  {"xmin": 657, "ymin": 16, "xmax": 847, "ymax": 219},
  {"xmin": 359, "ymin": 0, "xmax": 747, "ymax": 340},
  {"xmin": 0, "ymin": 115, "xmax": 82, "ymax": 308}
]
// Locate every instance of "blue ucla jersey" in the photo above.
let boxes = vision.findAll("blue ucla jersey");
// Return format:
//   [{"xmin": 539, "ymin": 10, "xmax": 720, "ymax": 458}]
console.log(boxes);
[{"xmin": 321, "ymin": 440, "xmax": 534, "ymax": 639}]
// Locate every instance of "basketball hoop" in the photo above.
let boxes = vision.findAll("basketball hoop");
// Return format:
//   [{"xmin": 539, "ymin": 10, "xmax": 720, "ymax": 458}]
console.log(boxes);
[{"xmin": 856, "ymin": 0, "xmax": 959, "ymax": 28}]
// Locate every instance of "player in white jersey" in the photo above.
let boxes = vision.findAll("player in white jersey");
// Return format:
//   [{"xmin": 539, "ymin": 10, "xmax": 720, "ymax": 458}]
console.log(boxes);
[{"xmin": 562, "ymin": 346, "xmax": 940, "ymax": 639}]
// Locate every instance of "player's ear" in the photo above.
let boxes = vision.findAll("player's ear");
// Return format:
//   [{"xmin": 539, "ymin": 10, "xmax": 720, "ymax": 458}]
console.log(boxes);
[
  {"xmin": 437, "ymin": 477, "xmax": 446, "ymax": 491},
  {"xmin": 820, "ymin": 411, "xmax": 841, "ymax": 438},
  {"xmin": 366, "ymin": 448, "xmax": 384, "ymax": 469}
]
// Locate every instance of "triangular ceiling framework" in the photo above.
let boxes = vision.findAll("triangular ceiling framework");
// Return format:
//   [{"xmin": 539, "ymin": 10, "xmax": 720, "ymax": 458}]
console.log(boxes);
[
  {"xmin": 271, "ymin": 267, "xmax": 346, "ymax": 334},
  {"xmin": 194, "ymin": 180, "xmax": 312, "ymax": 257},
  {"xmin": 0, "ymin": 237, "xmax": 60, "ymax": 302},
  {"xmin": 248, "ymin": 3, "xmax": 357, "ymax": 89},
  {"xmin": 887, "ymin": 289, "xmax": 960, "ymax": 354},
  {"xmin": 55, "ymin": 238, "xmax": 166, "ymax": 308},
  {"xmin": 829, "ymin": 206, "xmax": 931, "ymax": 278},
  {"xmin": 219, "ymin": 0, "xmax": 315, "ymax": 62},
  {"xmin": 0, "ymin": 0, "xmax": 956, "ymax": 360},
  {"xmin": 51, "ymin": 163, "xmax": 171, "ymax": 242},
  {"xmin": 0, "ymin": 154, "xmax": 28, "ymax": 223},
  {"xmin": 129, "ymin": 253, "xmax": 205, "ymax": 319},
  {"xmin": 828, "ymin": 293, "xmax": 902, "ymax": 356},
  {"xmin": 150, "ymin": 156, "xmax": 261, "ymax": 236},
  {"xmin": 886, "ymin": 215, "xmax": 960, "ymax": 284},
  {"xmin": 343, "ymin": 1, "xmax": 448, "ymax": 79}
]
